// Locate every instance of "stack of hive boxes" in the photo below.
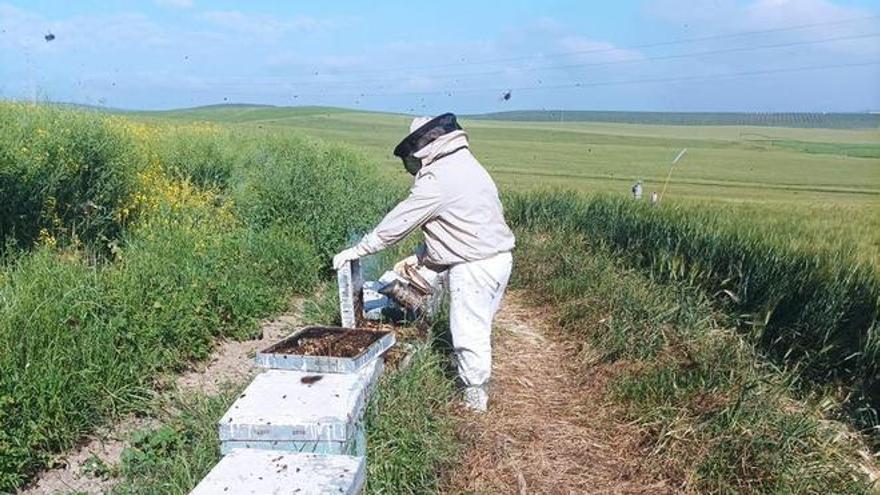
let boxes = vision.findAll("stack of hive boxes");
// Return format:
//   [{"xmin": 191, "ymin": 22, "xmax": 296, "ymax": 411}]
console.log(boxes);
[{"xmin": 190, "ymin": 260, "xmax": 393, "ymax": 494}]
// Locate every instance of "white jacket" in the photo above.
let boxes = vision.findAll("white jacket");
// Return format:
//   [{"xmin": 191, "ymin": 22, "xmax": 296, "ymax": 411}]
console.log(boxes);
[{"xmin": 357, "ymin": 130, "xmax": 515, "ymax": 267}]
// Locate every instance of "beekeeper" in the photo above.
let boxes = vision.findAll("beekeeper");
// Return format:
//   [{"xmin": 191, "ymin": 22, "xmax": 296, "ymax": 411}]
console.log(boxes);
[
  {"xmin": 632, "ymin": 180, "xmax": 643, "ymax": 200},
  {"xmin": 332, "ymin": 113, "xmax": 515, "ymax": 412}
]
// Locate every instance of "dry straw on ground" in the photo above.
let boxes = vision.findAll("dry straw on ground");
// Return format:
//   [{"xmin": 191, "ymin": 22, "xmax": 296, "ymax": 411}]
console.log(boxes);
[{"xmin": 443, "ymin": 292, "xmax": 673, "ymax": 494}]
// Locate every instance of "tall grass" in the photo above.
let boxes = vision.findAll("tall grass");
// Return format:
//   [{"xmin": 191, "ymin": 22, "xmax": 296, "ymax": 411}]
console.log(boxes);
[
  {"xmin": 513, "ymin": 228, "xmax": 871, "ymax": 492},
  {"xmin": 110, "ymin": 392, "xmax": 235, "ymax": 495},
  {"xmin": 231, "ymin": 132, "xmax": 397, "ymax": 261},
  {"xmin": 0, "ymin": 103, "xmax": 392, "ymax": 491},
  {"xmin": 0, "ymin": 104, "xmax": 142, "ymax": 253},
  {"xmin": 506, "ymin": 191, "xmax": 880, "ymax": 428}
]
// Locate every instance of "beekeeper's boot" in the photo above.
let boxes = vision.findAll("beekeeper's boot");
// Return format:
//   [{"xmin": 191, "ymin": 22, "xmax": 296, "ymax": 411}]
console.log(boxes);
[{"xmin": 463, "ymin": 385, "xmax": 488, "ymax": 413}]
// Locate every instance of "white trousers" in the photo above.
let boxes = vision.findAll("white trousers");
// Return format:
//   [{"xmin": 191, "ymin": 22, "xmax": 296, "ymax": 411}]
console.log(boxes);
[{"xmin": 448, "ymin": 251, "xmax": 513, "ymax": 390}]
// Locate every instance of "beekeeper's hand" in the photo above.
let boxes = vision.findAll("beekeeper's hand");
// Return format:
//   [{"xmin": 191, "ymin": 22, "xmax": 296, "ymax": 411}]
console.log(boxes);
[
  {"xmin": 333, "ymin": 247, "xmax": 364, "ymax": 271},
  {"xmin": 394, "ymin": 255, "xmax": 419, "ymax": 275}
]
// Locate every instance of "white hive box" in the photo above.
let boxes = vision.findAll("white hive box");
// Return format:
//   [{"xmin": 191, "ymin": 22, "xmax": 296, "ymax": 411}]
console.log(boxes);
[
  {"xmin": 254, "ymin": 326, "xmax": 395, "ymax": 374},
  {"xmin": 189, "ymin": 450, "xmax": 365, "ymax": 495},
  {"xmin": 218, "ymin": 359, "xmax": 382, "ymax": 455}
]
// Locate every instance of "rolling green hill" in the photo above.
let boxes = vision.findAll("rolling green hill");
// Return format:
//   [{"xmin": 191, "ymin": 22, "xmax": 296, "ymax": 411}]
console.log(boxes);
[
  {"xmin": 468, "ymin": 110, "xmax": 880, "ymax": 129},
  {"xmin": 134, "ymin": 104, "xmax": 880, "ymax": 201},
  {"xmin": 129, "ymin": 104, "xmax": 354, "ymax": 122},
  {"xmin": 132, "ymin": 103, "xmax": 880, "ymax": 264}
]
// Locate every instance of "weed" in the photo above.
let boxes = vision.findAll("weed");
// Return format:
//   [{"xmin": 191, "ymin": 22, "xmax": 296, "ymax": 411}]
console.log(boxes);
[
  {"xmin": 0, "ymin": 103, "xmax": 143, "ymax": 254},
  {"xmin": 112, "ymin": 392, "xmax": 235, "ymax": 495},
  {"xmin": 82, "ymin": 454, "xmax": 113, "ymax": 480}
]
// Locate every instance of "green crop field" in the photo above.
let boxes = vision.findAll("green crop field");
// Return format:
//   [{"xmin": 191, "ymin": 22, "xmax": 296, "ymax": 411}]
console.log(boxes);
[
  {"xmin": 134, "ymin": 104, "xmax": 880, "ymax": 265},
  {"xmin": 136, "ymin": 105, "xmax": 880, "ymax": 202}
]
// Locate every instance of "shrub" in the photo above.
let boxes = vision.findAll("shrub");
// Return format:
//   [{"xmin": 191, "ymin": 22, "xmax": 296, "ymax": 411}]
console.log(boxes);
[
  {"xmin": 0, "ymin": 104, "xmax": 143, "ymax": 253},
  {"xmin": 232, "ymin": 133, "xmax": 398, "ymax": 261},
  {"xmin": 151, "ymin": 125, "xmax": 238, "ymax": 190}
]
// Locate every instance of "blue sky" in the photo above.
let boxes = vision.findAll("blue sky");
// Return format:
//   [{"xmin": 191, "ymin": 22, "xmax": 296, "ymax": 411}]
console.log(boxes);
[{"xmin": 1, "ymin": 0, "xmax": 878, "ymax": 112}]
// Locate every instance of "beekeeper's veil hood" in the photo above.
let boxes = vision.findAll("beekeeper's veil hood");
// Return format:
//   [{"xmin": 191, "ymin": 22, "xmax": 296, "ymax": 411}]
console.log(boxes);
[{"xmin": 393, "ymin": 113, "xmax": 464, "ymax": 175}]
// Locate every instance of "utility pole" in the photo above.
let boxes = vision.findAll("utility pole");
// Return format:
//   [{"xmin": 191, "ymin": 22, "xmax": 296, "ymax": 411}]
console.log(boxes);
[{"xmin": 659, "ymin": 148, "xmax": 688, "ymax": 203}]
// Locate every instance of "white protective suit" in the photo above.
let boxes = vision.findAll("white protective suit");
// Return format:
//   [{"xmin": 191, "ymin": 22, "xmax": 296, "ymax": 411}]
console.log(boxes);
[{"xmin": 354, "ymin": 117, "xmax": 515, "ymax": 411}]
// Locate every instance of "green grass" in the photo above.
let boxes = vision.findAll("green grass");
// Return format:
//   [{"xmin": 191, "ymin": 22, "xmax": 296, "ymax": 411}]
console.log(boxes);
[
  {"xmin": 111, "ymin": 392, "xmax": 235, "ymax": 495},
  {"xmin": 0, "ymin": 103, "xmax": 394, "ymax": 491},
  {"xmin": 136, "ymin": 105, "xmax": 880, "ymax": 201},
  {"xmin": 742, "ymin": 138, "xmax": 880, "ymax": 159},
  {"xmin": 512, "ymin": 227, "xmax": 871, "ymax": 493},
  {"xmin": 362, "ymin": 343, "xmax": 458, "ymax": 494},
  {"xmin": 134, "ymin": 105, "xmax": 879, "ymax": 269},
  {"xmin": 468, "ymin": 110, "xmax": 880, "ymax": 129},
  {"xmin": 505, "ymin": 191, "xmax": 880, "ymax": 432}
]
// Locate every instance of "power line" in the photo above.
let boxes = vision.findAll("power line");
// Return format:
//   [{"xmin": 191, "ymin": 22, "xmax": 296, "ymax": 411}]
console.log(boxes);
[
  {"xmin": 282, "ymin": 14, "xmax": 880, "ymax": 77},
  {"xmin": 211, "ymin": 31, "xmax": 880, "ymax": 89},
  {"xmin": 189, "ymin": 60, "xmax": 879, "ymax": 100},
  {"xmin": 440, "ymin": 32, "xmax": 880, "ymax": 84},
  {"xmin": 292, "ymin": 60, "xmax": 880, "ymax": 98},
  {"xmin": 511, "ymin": 60, "xmax": 880, "ymax": 94}
]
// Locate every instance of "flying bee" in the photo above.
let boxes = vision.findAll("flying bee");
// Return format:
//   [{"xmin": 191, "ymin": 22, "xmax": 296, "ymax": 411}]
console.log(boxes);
[
  {"xmin": 44, "ymin": 32, "xmax": 55, "ymax": 42},
  {"xmin": 501, "ymin": 90, "xmax": 512, "ymax": 101}
]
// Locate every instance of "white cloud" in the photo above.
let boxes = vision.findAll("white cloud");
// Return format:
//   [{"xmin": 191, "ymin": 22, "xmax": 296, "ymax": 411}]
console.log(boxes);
[
  {"xmin": 557, "ymin": 36, "xmax": 645, "ymax": 63},
  {"xmin": 198, "ymin": 10, "xmax": 334, "ymax": 39},
  {"xmin": 745, "ymin": 0, "xmax": 866, "ymax": 27},
  {"xmin": 154, "ymin": 0, "xmax": 194, "ymax": 9},
  {"xmin": 643, "ymin": 0, "xmax": 880, "ymax": 58}
]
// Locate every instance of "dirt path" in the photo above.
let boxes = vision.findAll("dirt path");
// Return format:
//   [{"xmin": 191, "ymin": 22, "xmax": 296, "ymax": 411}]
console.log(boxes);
[
  {"xmin": 19, "ymin": 302, "xmax": 304, "ymax": 495},
  {"xmin": 444, "ymin": 292, "xmax": 674, "ymax": 495}
]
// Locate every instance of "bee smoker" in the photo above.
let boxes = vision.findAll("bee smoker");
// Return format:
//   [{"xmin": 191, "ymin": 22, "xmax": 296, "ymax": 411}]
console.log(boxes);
[{"xmin": 378, "ymin": 264, "xmax": 433, "ymax": 313}]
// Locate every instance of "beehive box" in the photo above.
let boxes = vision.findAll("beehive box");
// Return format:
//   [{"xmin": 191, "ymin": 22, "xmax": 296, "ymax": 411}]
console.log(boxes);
[
  {"xmin": 255, "ymin": 326, "xmax": 395, "ymax": 374},
  {"xmin": 189, "ymin": 450, "xmax": 365, "ymax": 495},
  {"xmin": 220, "ymin": 425, "xmax": 366, "ymax": 456},
  {"xmin": 219, "ymin": 359, "xmax": 382, "ymax": 456}
]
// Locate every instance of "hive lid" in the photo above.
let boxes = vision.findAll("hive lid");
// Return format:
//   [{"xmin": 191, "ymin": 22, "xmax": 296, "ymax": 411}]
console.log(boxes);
[
  {"xmin": 219, "ymin": 359, "xmax": 382, "ymax": 443},
  {"xmin": 189, "ymin": 450, "xmax": 365, "ymax": 495},
  {"xmin": 338, "ymin": 259, "xmax": 363, "ymax": 328}
]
